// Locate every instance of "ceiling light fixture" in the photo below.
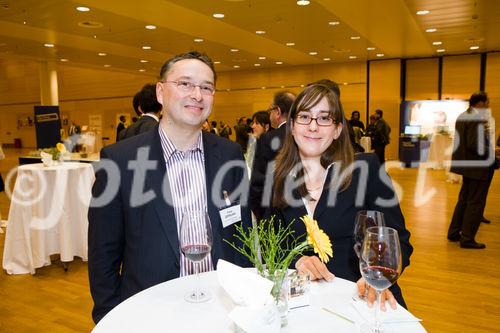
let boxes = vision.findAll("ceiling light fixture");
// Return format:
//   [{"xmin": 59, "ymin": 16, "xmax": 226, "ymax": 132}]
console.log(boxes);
[
  {"xmin": 349, "ymin": 55, "xmax": 357, "ymax": 59},
  {"xmin": 76, "ymin": 6, "xmax": 90, "ymax": 12},
  {"xmin": 98, "ymin": 52, "xmax": 107, "ymax": 56},
  {"xmin": 44, "ymin": 43, "xmax": 54, "ymax": 48},
  {"xmin": 297, "ymin": 0, "xmax": 310, "ymax": 6},
  {"xmin": 416, "ymin": 10, "xmax": 430, "ymax": 15},
  {"xmin": 470, "ymin": 45, "xmax": 480, "ymax": 50},
  {"xmin": 145, "ymin": 25, "xmax": 156, "ymax": 30},
  {"xmin": 309, "ymin": 51, "xmax": 318, "ymax": 55},
  {"xmin": 233, "ymin": 65, "xmax": 240, "ymax": 68},
  {"xmin": 436, "ymin": 49, "xmax": 445, "ymax": 53},
  {"xmin": 350, "ymin": 36, "xmax": 360, "ymax": 40},
  {"xmin": 213, "ymin": 13, "xmax": 225, "ymax": 18},
  {"xmin": 230, "ymin": 48, "xmax": 239, "ymax": 52},
  {"xmin": 367, "ymin": 47, "xmax": 375, "ymax": 51},
  {"xmin": 258, "ymin": 56, "xmax": 266, "ymax": 60},
  {"xmin": 139, "ymin": 69, "xmax": 146, "ymax": 72},
  {"xmin": 376, "ymin": 53, "xmax": 384, "ymax": 57},
  {"xmin": 323, "ymin": 58, "xmax": 331, "ymax": 61},
  {"xmin": 214, "ymin": 61, "xmax": 221, "ymax": 64},
  {"xmin": 254, "ymin": 63, "xmax": 261, "ymax": 67},
  {"xmin": 426, "ymin": 28, "xmax": 437, "ymax": 33},
  {"xmin": 60, "ymin": 58, "xmax": 68, "ymax": 62},
  {"xmin": 193, "ymin": 38, "xmax": 204, "ymax": 42},
  {"xmin": 104, "ymin": 64, "xmax": 111, "ymax": 67},
  {"xmin": 328, "ymin": 21, "xmax": 340, "ymax": 26},
  {"xmin": 432, "ymin": 41, "xmax": 442, "ymax": 45},
  {"xmin": 142, "ymin": 45, "xmax": 151, "ymax": 50},
  {"xmin": 140, "ymin": 59, "xmax": 148, "ymax": 63},
  {"xmin": 286, "ymin": 42, "xmax": 295, "ymax": 46},
  {"xmin": 255, "ymin": 30, "xmax": 266, "ymax": 35},
  {"xmin": 275, "ymin": 61, "xmax": 283, "ymax": 64}
]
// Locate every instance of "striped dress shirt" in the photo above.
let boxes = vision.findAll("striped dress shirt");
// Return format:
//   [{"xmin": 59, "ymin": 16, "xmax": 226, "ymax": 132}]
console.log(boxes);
[{"xmin": 158, "ymin": 126, "xmax": 213, "ymax": 276}]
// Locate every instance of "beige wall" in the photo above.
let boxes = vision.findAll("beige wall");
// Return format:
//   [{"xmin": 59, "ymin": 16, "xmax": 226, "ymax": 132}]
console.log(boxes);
[{"xmin": 1, "ymin": 53, "xmax": 499, "ymax": 153}]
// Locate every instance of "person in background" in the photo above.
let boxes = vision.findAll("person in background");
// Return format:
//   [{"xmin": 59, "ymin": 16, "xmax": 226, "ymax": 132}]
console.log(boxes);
[
  {"xmin": 268, "ymin": 83, "xmax": 412, "ymax": 309},
  {"xmin": 116, "ymin": 115, "xmax": 126, "ymax": 141},
  {"xmin": 246, "ymin": 111, "xmax": 271, "ymax": 176},
  {"xmin": 118, "ymin": 83, "xmax": 162, "ymax": 141},
  {"xmin": 235, "ymin": 116, "xmax": 251, "ymax": 154},
  {"xmin": 349, "ymin": 110, "xmax": 365, "ymax": 130},
  {"xmin": 202, "ymin": 119, "xmax": 211, "ymax": 132},
  {"xmin": 210, "ymin": 120, "xmax": 218, "ymax": 135},
  {"xmin": 448, "ymin": 92, "xmax": 495, "ymax": 249},
  {"xmin": 372, "ymin": 109, "xmax": 391, "ymax": 163},
  {"xmin": 250, "ymin": 91, "xmax": 296, "ymax": 220},
  {"xmin": 88, "ymin": 51, "xmax": 251, "ymax": 323},
  {"xmin": 132, "ymin": 91, "xmax": 143, "ymax": 117},
  {"xmin": 219, "ymin": 121, "xmax": 232, "ymax": 139}
]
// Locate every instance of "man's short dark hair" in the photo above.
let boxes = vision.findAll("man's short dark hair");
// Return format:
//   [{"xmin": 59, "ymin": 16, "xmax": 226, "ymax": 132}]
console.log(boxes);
[
  {"xmin": 375, "ymin": 109, "xmax": 383, "ymax": 118},
  {"xmin": 273, "ymin": 91, "xmax": 295, "ymax": 115},
  {"xmin": 469, "ymin": 91, "xmax": 488, "ymax": 107},
  {"xmin": 159, "ymin": 51, "xmax": 216, "ymax": 83},
  {"xmin": 252, "ymin": 110, "xmax": 271, "ymax": 127},
  {"xmin": 119, "ymin": 115, "xmax": 126, "ymax": 122},
  {"xmin": 132, "ymin": 91, "xmax": 141, "ymax": 116},
  {"xmin": 139, "ymin": 83, "xmax": 162, "ymax": 114}
]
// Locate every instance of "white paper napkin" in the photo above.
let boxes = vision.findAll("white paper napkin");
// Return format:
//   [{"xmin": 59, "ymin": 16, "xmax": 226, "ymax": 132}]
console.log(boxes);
[
  {"xmin": 40, "ymin": 151, "xmax": 54, "ymax": 166},
  {"xmin": 351, "ymin": 298, "xmax": 422, "ymax": 324},
  {"xmin": 217, "ymin": 260, "xmax": 280, "ymax": 333}
]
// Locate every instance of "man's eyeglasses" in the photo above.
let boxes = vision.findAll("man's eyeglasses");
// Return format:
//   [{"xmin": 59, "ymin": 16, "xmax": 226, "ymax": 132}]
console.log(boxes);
[
  {"xmin": 294, "ymin": 112, "xmax": 337, "ymax": 126},
  {"xmin": 163, "ymin": 80, "xmax": 215, "ymax": 96}
]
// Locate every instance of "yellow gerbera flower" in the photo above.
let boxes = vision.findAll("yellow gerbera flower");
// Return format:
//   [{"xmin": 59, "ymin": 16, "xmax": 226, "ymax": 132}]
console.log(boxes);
[
  {"xmin": 56, "ymin": 142, "xmax": 67, "ymax": 153},
  {"xmin": 301, "ymin": 215, "xmax": 333, "ymax": 263}
]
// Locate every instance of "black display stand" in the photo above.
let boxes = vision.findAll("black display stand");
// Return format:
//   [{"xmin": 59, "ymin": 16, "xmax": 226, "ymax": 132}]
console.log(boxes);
[
  {"xmin": 34, "ymin": 106, "xmax": 61, "ymax": 149},
  {"xmin": 399, "ymin": 136, "xmax": 430, "ymax": 168}
]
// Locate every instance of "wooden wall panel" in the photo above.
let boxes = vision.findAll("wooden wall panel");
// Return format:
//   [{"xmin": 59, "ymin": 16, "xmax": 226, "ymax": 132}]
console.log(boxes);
[
  {"xmin": 369, "ymin": 59, "xmax": 401, "ymax": 160},
  {"xmin": 0, "ymin": 59, "xmax": 40, "ymax": 104},
  {"xmin": 485, "ymin": 52, "xmax": 500, "ymax": 141},
  {"xmin": 442, "ymin": 55, "xmax": 481, "ymax": 99},
  {"xmin": 406, "ymin": 58, "xmax": 439, "ymax": 100}
]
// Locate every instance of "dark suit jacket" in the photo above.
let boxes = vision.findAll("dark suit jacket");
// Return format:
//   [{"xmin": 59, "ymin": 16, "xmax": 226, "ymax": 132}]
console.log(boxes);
[
  {"xmin": 116, "ymin": 122, "xmax": 125, "ymax": 141},
  {"xmin": 268, "ymin": 153, "xmax": 413, "ymax": 307},
  {"xmin": 88, "ymin": 126, "xmax": 251, "ymax": 323},
  {"xmin": 118, "ymin": 115, "xmax": 158, "ymax": 141},
  {"xmin": 250, "ymin": 124, "xmax": 287, "ymax": 220},
  {"xmin": 450, "ymin": 108, "xmax": 494, "ymax": 180}
]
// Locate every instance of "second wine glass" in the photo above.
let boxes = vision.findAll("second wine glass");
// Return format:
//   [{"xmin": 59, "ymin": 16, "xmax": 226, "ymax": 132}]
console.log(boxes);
[
  {"xmin": 180, "ymin": 211, "xmax": 213, "ymax": 303},
  {"xmin": 353, "ymin": 210, "xmax": 386, "ymax": 258}
]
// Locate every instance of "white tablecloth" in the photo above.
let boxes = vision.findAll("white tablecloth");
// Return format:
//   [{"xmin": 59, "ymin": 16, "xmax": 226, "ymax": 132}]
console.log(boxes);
[
  {"xmin": 426, "ymin": 133, "xmax": 462, "ymax": 182},
  {"xmin": 2, "ymin": 162, "xmax": 95, "ymax": 274},
  {"xmin": 93, "ymin": 271, "xmax": 426, "ymax": 333}
]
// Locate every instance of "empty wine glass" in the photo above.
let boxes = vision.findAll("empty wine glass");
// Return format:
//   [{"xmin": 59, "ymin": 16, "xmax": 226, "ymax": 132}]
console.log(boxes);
[
  {"xmin": 359, "ymin": 226, "xmax": 402, "ymax": 333},
  {"xmin": 353, "ymin": 210, "xmax": 385, "ymax": 258},
  {"xmin": 180, "ymin": 211, "xmax": 213, "ymax": 303}
]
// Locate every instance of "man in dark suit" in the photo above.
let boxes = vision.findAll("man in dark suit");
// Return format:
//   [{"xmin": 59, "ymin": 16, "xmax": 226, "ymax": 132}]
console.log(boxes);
[
  {"xmin": 118, "ymin": 83, "xmax": 162, "ymax": 141},
  {"xmin": 88, "ymin": 51, "xmax": 251, "ymax": 323},
  {"xmin": 116, "ymin": 115, "xmax": 126, "ymax": 141},
  {"xmin": 448, "ymin": 92, "xmax": 494, "ymax": 249},
  {"xmin": 249, "ymin": 91, "xmax": 295, "ymax": 220}
]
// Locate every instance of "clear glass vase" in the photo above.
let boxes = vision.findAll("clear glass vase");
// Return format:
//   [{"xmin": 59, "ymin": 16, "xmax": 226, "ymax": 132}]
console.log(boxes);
[{"xmin": 266, "ymin": 269, "xmax": 289, "ymax": 328}]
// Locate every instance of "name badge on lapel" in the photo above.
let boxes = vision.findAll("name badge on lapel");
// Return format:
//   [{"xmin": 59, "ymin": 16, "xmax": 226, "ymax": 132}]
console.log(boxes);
[{"xmin": 219, "ymin": 190, "xmax": 241, "ymax": 228}]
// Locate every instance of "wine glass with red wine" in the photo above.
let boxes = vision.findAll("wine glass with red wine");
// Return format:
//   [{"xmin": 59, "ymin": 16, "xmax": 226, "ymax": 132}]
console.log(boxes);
[
  {"xmin": 359, "ymin": 226, "xmax": 402, "ymax": 333},
  {"xmin": 180, "ymin": 211, "xmax": 213, "ymax": 303},
  {"xmin": 353, "ymin": 210, "xmax": 386, "ymax": 258}
]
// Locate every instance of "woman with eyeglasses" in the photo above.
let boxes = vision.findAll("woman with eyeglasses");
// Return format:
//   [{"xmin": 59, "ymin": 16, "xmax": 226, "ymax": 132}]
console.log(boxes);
[{"xmin": 268, "ymin": 83, "xmax": 413, "ymax": 311}]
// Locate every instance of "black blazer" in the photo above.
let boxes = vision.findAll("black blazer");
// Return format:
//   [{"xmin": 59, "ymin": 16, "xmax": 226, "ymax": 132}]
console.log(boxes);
[
  {"xmin": 118, "ymin": 115, "xmax": 158, "ymax": 141},
  {"xmin": 88, "ymin": 126, "xmax": 251, "ymax": 323},
  {"xmin": 451, "ymin": 108, "xmax": 495, "ymax": 180},
  {"xmin": 269, "ymin": 153, "xmax": 413, "ymax": 307},
  {"xmin": 250, "ymin": 125, "xmax": 287, "ymax": 220}
]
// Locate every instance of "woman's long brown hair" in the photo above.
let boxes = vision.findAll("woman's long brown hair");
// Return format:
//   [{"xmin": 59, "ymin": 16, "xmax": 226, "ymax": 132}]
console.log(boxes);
[{"xmin": 273, "ymin": 83, "xmax": 354, "ymax": 208}]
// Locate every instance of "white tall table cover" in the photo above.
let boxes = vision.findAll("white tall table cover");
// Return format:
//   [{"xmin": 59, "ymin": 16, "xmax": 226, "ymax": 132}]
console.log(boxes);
[
  {"xmin": 93, "ymin": 270, "xmax": 426, "ymax": 333},
  {"xmin": 2, "ymin": 162, "xmax": 95, "ymax": 274}
]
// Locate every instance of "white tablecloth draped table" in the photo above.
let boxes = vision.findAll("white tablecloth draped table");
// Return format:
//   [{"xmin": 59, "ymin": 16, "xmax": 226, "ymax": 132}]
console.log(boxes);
[
  {"xmin": 2, "ymin": 162, "xmax": 95, "ymax": 274},
  {"xmin": 93, "ymin": 270, "xmax": 426, "ymax": 333}
]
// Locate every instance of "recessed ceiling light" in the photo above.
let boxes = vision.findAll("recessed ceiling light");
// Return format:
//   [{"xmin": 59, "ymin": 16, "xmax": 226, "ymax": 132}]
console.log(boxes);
[
  {"xmin": 44, "ymin": 43, "xmax": 54, "ymax": 48},
  {"xmin": 193, "ymin": 38, "xmax": 204, "ymax": 42},
  {"xmin": 432, "ymin": 41, "xmax": 442, "ymax": 45},
  {"xmin": 376, "ymin": 53, "xmax": 385, "ymax": 57},
  {"xmin": 416, "ymin": 10, "xmax": 430, "ymax": 15},
  {"xmin": 258, "ymin": 56, "xmax": 266, "ymax": 60},
  {"xmin": 297, "ymin": 0, "xmax": 310, "ymax": 6},
  {"xmin": 350, "ymin": 36, "xmax": 361, "ymax": 40},
  {"xmin": 436, "ymin": 49, "xmax": 445, "ymax": 53},
  {"xmin": 323, "ymin": 58, "xmax": 331, "ymax": 61},
  {"xmin": 60, "ymin": 58, "xmax": 68, "ymax": 62},
  {"xmin": 309, "ymin": 51, "xmax": 318, "ymax": 55},
  {"xmin": 286, "ymin": 42, "xmax": 295, "ymax": 46},
  {"xmin": 426, "ymin": 28, "xmax": 437, "ymax": 33},
  {"xmin": 255, "ymin": 30, "xmax": 266, "ymax": 35},
  {"xmin": 104, "ymin": 64, "xmax": 111, "ymax": 67},
  {"xmin": 213, "ymin": 13, "xmax": 225, "ymax": 18},
  {"xmin": 93, "ymin": 35, "xmax": 97, "ymax": 39},
  {"xmin": 349, "ymin": 55, "xmax": 357, "ymax": 59},
  {"xmin": 139, "ymin": 69, "xmax": 146, "ymax": 72},
  {"xmin": 76, "ymin": 6, "xmax": 90, "ymax": 12},
  {"xmin": 470, "ymin": 45, "xmax": 480, "ymax": 50},
  {"xmin": 254, "ymin": 63, "xmax": 261, "ymax": 67},
  {"xmin": 145, "ymin": 25, "xmax": 157, "ymax": 30},
  {"xmin": 329, "ymin": 21, "xmax": 340, "ymax": 26},
  {"xmin": 214, "ymin": 61, "xmax": 221, "ymax": 64},
  {"xmin": 233, "ymin": 65, "xmax": 240, "ymax": 68},
  {"xmin": 275, "ymin": 61, "xmax": 283, "ymax": 65},
  {"xmin": 23, "ymin": 21, "xmax": 27, "ymax": 25},
  {"xmin": 140, "ymin": 59, "xmax": 148, "ymax": 63},
  {"xmin": 230, "ymin": 48, "xmax": 239, "ymax": 52},
  {"xmin": 98, "ymin": 52, "xmax": 107, "ymax": 56},
  {"xmin": 142, "ymin": 45, "xmax": 151, "ymax": 50},
  {"xmin": 367, "ymin": 47, "xmax": 376, "ymax": 51}
]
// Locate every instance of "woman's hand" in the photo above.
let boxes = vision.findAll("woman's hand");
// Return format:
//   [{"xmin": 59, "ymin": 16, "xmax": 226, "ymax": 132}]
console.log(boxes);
[
  {"xmin": 356, "ymin": 277, "xmax": 397, "ymax": 311},
  {"xmin": 295, "ymin": 255, "xmax": 334, "ymax": 282}
]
